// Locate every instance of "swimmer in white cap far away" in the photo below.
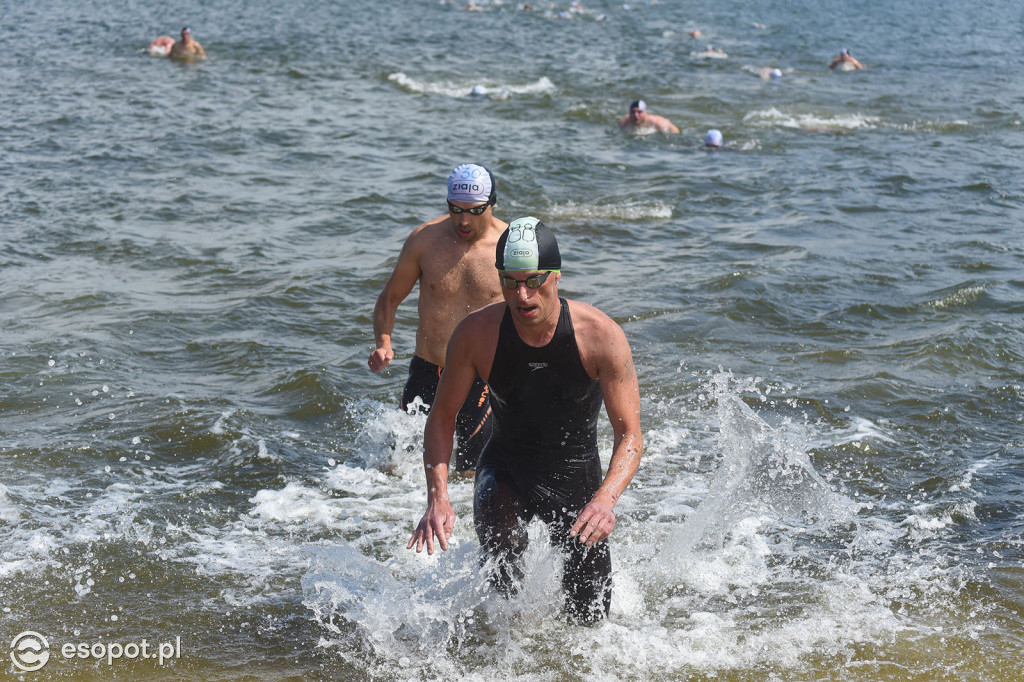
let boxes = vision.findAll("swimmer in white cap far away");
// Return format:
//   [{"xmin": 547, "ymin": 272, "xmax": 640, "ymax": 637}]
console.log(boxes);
[
  {"xmin": 168, "ymin": 27, "xmax": 206, "ymax": 60},
  {"xmin": 619, "ymin": 99, "xmax": 680, "ymax": 134},
  {"xmin": 368, "ymin": 164, "xmax": 508, "ymax": 475},
  {"xmin": 829, "ymin": 48, "xmax": 863, "ymax": 71},
  {"xmin": 147, "ymin": 35, "xmax": 175, "ymax": 57},
  {"xmin": 704, "ymin": 129, "xmax": 723, "ymax": 148}
]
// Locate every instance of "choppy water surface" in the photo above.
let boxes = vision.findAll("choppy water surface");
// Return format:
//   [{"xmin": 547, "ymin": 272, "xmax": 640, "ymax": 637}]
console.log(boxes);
[{"xmin": 2, "ymin": 0, "xmax": 1023, "ymax": 679}]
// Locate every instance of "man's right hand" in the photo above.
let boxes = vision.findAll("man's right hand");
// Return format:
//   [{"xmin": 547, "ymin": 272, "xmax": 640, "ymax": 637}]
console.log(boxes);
[
  {"xmin": 368, "ymin": 346, "xmax": 394, "ymax": 373},
  {"xmin": 407, "ymin": 501, "xmax": 456, "ymax": 555}
]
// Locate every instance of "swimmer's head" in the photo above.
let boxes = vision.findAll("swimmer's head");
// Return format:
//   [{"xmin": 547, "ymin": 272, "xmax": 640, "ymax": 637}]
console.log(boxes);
[
  {"xmin": 630, "ymin": 99, "xmax": 647, "ymax": 113},
  {"xmin": 496, "ymin": 217, "xmax": 561, "ymax": 272},
  {"xmin": 470, "ymin": 84, "xmax": 489, "ymax": 96},
  {"xmin": 704, "ymin": 129, "xmax": 723, "ymax": 147},
  {"xmin": 770, "ymin": 68, "xmax": 783, "ymax": 78},
  {"xmin": 447, "ymin": 164, "xmax": 496, "ymax": 205}
]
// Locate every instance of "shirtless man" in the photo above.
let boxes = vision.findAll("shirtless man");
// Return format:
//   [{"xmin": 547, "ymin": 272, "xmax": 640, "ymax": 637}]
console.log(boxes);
[
  {"xmin": 829, "ymin": 49, "xmax": 863, "ymax": 71},
  {"xmin": 619, "ymin": 99, "xmax": 680, "ymax": 134},
  {"xmin": 169, "ymin": 27, "xmax": 206, "ymax": 60},
  {"xmin": 408, "ymin": 217, "xmax": 643, "ymax": 623},
  {"xmin": 369, "ymin": 164, "xmax": 507, "ymax": 472}
]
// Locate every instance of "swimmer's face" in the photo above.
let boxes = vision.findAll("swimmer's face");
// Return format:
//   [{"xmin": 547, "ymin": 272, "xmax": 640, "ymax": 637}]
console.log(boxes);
[
  {"xmin": 629, "ymin": 107, "xmax": 647, "ymax": 125},
  {"xmin": 500, "ymin": 269, "xmax": 561, "ymax": 326},
  {"xmin": 447, "ymin": 200, "xmax": 492, "ymax": 242},
  {"xmin": 182, "ymin": 29, "xmax": 191, "ymax": 39}
]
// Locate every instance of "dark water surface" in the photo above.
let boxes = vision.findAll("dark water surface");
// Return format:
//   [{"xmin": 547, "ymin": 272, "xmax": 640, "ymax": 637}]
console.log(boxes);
[{"xmin": 2, "ymin": 0, "xmax": 1023, "ymax": 679}]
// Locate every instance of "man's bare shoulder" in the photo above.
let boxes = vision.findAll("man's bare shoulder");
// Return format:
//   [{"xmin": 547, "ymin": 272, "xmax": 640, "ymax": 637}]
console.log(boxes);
[
  {"xmin": 459, "ymin": 301, "xmax": 506, "ymax": 331},
  {"xmin": 408, "ymin": 214, "xmax": 451, "ymax": 238},
  {"xmin": 650, "ymin": 115, "xmax": 679, "ymax": 132},
  {"xmin": 448, "ymin": 302, "xmax": 505, "ymax": 373},
  {"xmin": 566, "ymin": 299, "xmax": 618, "ymax": 329},
  {"xmin": 567, "ymin": 299, "xmax": 631, "ymax": 354},
  {"xmin": 403, "ymin": 214, "xmax": 452, "ymax": 251}
]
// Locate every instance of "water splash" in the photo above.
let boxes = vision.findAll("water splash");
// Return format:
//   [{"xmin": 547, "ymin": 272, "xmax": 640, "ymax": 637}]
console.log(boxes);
[{"xmin": 663, "ymin": 372, "xmax": 855, "ymax": 559}]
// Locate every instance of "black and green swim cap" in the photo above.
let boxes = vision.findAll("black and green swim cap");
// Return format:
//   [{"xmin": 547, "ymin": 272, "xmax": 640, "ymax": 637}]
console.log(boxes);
[{"xmin": 495, "ymin": 216, "xmax": 561, "ymax": 271}]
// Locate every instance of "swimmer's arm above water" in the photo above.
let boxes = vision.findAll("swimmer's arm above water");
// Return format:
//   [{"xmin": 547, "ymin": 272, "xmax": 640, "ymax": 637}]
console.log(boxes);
[
  {"xmin": 407, "ymin": 323, "xmax": 480, "ymax": 554},
  {"xmin": 369, "ymin": 226, "xmax": 426, "ymax": 372},
  {"xmin": 570, "ymin": 312, "xmax": 643, "ymax": 547}
]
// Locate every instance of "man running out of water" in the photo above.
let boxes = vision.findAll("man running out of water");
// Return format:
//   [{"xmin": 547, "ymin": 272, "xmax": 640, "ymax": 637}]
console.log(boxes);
[
  {"xmin": 368, "ymin": 164, "xmax": 507, "ymax": 472},
  {"xmin": 408, "ymin": 217, "xmax": 643, "ymax": 623}
]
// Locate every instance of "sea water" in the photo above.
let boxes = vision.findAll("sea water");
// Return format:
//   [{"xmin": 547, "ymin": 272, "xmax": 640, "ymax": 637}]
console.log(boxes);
[{"xmin": 2, "ymin": 0, "xmax": 1023, "ymax": 679}]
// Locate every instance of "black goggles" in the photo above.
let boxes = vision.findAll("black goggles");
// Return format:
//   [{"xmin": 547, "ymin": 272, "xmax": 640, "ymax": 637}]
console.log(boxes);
[
  {"xmin": 447, "ymin": 201, "xmax": 491, "ymax": 216},
  {"xmin": 498, "ymin": 271, "xmax": 556, "ymax": 290}
]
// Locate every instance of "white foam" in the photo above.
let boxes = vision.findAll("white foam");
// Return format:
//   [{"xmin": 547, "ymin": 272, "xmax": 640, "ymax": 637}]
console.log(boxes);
[
  {"xmin": 0, "ymin": 483, "xmax": 21, "ymax": 524},
  {"xmin": 388, "ymin": 73, "xmax": 555, "ymax": 99},
  {"xmin": 928, "ymin": 284, "xmax": 986, "ymax": 310},
  {"xmin": 744, "ymin": 106, "xmax": 880, "ymax": 130},
  {"xmin": 0, "ymin": 370, "xmax": 980, "ymax": 678},
  {"xmin": 831, "ymin": 416, "xmax": 897, "ymax": 445},
  {"xmin": 546, "ymin": 199, "xmax": 673, "ymax": 220}
]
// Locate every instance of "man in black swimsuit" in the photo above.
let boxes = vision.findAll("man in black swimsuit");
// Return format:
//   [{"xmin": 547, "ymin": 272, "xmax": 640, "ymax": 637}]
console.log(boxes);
[{"xmin": 408, "ymin": 217, "xmax": 643, "ymax": 623}]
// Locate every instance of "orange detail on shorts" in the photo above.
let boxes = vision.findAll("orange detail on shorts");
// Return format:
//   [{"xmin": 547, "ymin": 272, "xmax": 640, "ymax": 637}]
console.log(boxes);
[
  {"xmin": 468, "ymin": 407, "xmax": 491, "ymax": 439},
  {"xmin": 477, "ymin": 384, "xmax": 490, "ymax": 408}
]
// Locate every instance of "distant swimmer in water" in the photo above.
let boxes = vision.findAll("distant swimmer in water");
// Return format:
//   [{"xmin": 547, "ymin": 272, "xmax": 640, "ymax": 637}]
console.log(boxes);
[
  {"xmin": 147, "ymin": 36, "xmax": 174, "ymax": 57},
  {"xmin": 408, "ymin": 217, "xmax": 643, "ymax": 624},
  {"xmin": 687, "ymin": 29, "xmax": 702, "ymax": 39},
  {"xmin": 759, "ymin": 67, "xmax": 783, "ymax": 80},
  {"xmin": 704, "ymin": 129, "xmax": 723, "ymax": 148},
  {"xmin": 368, "ymin": 164, "xmax": 507, "ymax": 474},
  {"xmin": 692, "ymin": 44, "xmax": 728, "ymax": 59},
  {"xmin": 829, "ymin": 49, "xmax": 863, "ymax": 71},
  {"xmin": 168, "ymin": 27, "xmax": 206, "ymax": 60},
  {"xmin": 619, "ymin": 99, "xmax": 680, "ymax": 134},
  {"xmin": 470, "ymin": 84, "xmax": 489, "ymax": 97}
]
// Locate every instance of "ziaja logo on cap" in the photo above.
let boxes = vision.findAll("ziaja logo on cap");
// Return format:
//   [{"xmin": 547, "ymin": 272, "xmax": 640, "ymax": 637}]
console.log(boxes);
[
  {"xmin": 452, "ymin": 183, "xmax": 482, "ymax": 193},
  {"xmin": 510, "ymin": 249, "xmax": 533, "ymax": 257}
]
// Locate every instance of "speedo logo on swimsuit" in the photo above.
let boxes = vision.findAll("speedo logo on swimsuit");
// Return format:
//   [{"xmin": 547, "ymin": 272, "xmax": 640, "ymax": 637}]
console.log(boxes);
[{"xmin": 528, "ymin": 362, "xmax": 548, "ymax": 371}]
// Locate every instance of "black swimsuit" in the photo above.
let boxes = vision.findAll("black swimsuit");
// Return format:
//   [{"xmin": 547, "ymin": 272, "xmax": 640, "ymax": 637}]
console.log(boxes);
[{"xmin": 474, "ymin": 298, "xmax": 611, "ymax": 622}]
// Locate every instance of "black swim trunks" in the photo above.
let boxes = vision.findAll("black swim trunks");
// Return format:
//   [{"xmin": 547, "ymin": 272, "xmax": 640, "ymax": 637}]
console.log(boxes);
[
  {"xmin": 474, "ymin": 298, "xmax": 611, "ymax": 622},
  {"xmin": 401, "ymin": 355, "xmax": 491, "ymax": 472}
]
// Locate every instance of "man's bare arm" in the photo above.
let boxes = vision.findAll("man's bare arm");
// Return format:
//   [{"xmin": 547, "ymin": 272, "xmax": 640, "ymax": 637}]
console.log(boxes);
[
  {"xmin": 571, "ymin": 314, "xmax": 643, "ymax": 546},
  {"xmin": 407, "ymin": 320, "xmax": 482, "ymax": 553},
  {"xmin": 368, "ymin": 229, "xmax": 424, "ymax": 372}
]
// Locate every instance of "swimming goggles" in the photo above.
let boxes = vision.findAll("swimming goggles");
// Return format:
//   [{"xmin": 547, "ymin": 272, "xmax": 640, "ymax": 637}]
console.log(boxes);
[
  {"xmin": 498, "ymin": 271, "xmax": 556, "ymax": 290},
  {"xmin": 447, "ymin": 201, "xmax": 491, "ymax": 216}
]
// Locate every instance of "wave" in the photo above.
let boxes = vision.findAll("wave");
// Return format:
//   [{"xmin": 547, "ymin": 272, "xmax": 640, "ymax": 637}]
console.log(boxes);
[
  {"xmin": 744, "ymin": 107, "xmax": 880, "ymax": 131},
  {"xmin": 387, "ymin": 73, "xmax": 556, "ymax": 99}
]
